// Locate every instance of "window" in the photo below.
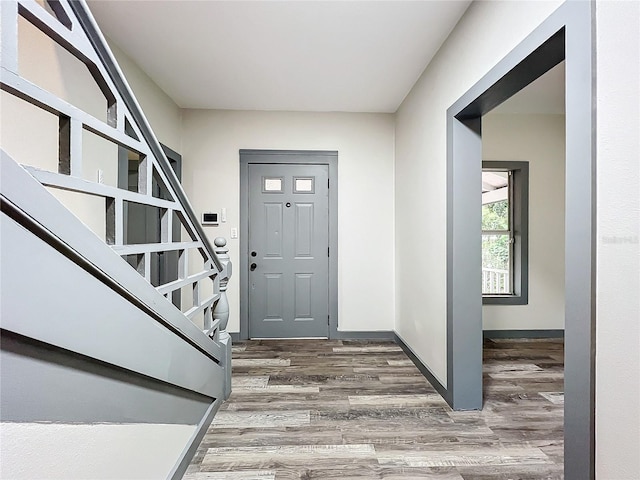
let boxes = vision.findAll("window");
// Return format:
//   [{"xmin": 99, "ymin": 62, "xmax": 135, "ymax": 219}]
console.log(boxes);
[
  {"xmin": 262, "ymin": 177, "xmax": 283, "ymax": 193},
  {"xmin": 293, "ymin": 177, "xmax": 315, "ymax": 193},
  {"xmin": 482, "ymin": 161, "xmax": 528, "ymax": 305}
]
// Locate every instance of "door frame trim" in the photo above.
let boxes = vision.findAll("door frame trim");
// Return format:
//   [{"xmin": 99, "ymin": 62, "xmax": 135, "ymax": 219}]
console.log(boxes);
[{"xmin": 239, "ymin": 150, "xmax": 338, "ymax": 340}]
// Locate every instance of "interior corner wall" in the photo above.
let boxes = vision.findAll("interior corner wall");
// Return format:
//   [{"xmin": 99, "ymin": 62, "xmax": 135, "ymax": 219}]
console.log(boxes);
[
  {"xmin": 394, "ymin": 0, "xmax": 564, "ymax": 386},
  {"xmin": 595, "ymin": 1, "xmax": 640, "ymax": 478},
  {"xmin": 180, "ymin": 110, "xmax": 396, "ymax": 335},
  {"xmin": 108, "ymin": 40, "xmax": 183, "ymax": 153},
  {"xmin": 482, "ymin": 113, "xmax": 565, "ymax": 331}
]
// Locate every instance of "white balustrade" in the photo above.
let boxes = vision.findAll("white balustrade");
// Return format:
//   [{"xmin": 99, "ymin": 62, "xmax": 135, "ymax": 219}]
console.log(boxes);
[{"xmin": 482, "ymin": 268, "xmax": 509, "ymax": 294}]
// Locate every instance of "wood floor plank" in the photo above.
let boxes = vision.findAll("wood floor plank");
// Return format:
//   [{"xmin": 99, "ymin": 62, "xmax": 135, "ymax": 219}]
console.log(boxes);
[
  {"xmin": 188, "ymin": 338, "xmax": 564, "ymax": 478},
  {"xmin": 376, "ymin": 446, "xmax": 552, "ymax": 468},
  {"xmin": 211, "ymin": 411, "xmax": 310, "ymax": 428},
  {"xmin": 200, "ymin": 444, "xmax": 378, "ymax": 470},
  {"xmin": 332, "ymin": 345, "xmax": 403, "ymax": 353},
  {"xmin": 233, "ymin": 359, "xmax": 291, "ymax": 367},
  {"xmin": 233, "ymin": 376, "xmax": 270, "ymax": 388},
  {"xmin": 348, "ymin": 394, "xmax": 448, "ymax": 408},
  {"xmin": 184, "ymin": 471, "xmax": 276, "ymax": 480},
  {"xmin": 539, "ymin": 392, "xmax": 564, "ymax": 404}
]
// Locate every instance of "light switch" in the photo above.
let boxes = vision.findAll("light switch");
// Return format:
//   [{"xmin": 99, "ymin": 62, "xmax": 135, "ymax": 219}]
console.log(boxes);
[
  {"xmin": 97, "ymin": 169, "xmax": 104, "ymax": 184},
  {"xmin": 221, "ymin": 207, "xmax": 227, "ymax": 223},
  {"xmin": 230, "ymin": 228, "xmax": 238, "ymax": 239}
]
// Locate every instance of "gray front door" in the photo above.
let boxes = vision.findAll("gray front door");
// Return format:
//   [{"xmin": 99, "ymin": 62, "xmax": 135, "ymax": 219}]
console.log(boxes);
[{"xmin": 248, "ymin": 163, "xmax": 329, "ymax": 338}]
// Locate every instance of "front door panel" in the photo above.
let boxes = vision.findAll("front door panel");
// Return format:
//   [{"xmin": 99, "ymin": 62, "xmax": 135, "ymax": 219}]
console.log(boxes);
[{"xmin": 248, "ymin": 163, "xmax": 329, "ymax": 338}]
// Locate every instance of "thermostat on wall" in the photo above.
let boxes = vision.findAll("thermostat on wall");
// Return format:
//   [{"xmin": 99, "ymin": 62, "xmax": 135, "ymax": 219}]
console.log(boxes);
[{"xmin": 202, "ymin": 212, "xmax": 219, "ymax": 226}]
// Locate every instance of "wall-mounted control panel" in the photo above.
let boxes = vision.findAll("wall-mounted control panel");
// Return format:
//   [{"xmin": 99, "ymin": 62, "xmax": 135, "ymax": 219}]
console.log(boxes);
[{"xmin": 202, "ymin": 212, "xmax": 219, "ymax": 226}]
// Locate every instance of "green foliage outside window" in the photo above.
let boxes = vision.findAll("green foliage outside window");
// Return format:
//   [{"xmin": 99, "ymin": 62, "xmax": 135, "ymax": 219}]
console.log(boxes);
[
  {"xmin": 482, "ymin": 200, "xmax": 510, "ymax": 271},
  {"xmin": 482, "ymin": 200, "xmax": 508, "ymax": 230}
]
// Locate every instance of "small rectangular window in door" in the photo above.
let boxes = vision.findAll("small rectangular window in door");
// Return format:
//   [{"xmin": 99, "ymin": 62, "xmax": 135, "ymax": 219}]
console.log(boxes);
[
  {"xmin": 263, "ymin": 177, "xmax": 283, "ymax": 193},
  {"xmin": 294, "ymin": 177, "xmax": 315, "ymax": 193}
]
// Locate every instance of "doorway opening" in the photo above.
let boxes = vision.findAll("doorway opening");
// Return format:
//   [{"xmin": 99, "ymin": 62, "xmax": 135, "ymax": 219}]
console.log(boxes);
[
  {"xmin": 480, "ymin": 59, "xmax": 566, "ymax": 474},
  {"xmin": 446, "ymin": 3, "xmax": 594, "ymax": 478}
]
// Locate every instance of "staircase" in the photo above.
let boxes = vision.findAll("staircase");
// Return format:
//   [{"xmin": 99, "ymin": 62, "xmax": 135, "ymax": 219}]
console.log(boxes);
[{"xmin": 0, "ymin": 1, "xmax": 231, "ymax": 478}]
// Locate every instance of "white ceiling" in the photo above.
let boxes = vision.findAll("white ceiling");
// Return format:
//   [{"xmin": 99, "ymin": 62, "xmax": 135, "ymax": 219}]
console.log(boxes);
[{"xmin": 87, "ymin": 0, "xmax": 471, "ymax": 113}]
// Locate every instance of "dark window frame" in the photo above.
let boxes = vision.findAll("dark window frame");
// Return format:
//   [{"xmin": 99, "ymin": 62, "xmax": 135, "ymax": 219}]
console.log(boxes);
[{"xmin": 482, "ymin": 160, "xmax": 529, "ymax": 305}]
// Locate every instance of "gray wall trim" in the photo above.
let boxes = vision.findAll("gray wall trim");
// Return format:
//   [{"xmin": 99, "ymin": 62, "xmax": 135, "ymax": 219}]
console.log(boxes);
[
  {"xmin": 446, "ymin": 115, "xmax": 484, "ymax": 411},
  {"xmin": 483, "ymin": 329, "xmax": 565, "ymax": 340},
  {"xmin": 239, "ymin": 150, "xmax": 339, "ymax": 340},
  {"xmin": 482, "ymin": 161, "xmax": 529, "ymax": 305},
  {"xmin": 1, "ymin": 330, "xmax": 212, "ymax": 424},
  {"xmin": 169, "ymin": 398, "xmax": 223, "ymax": 480},
  {"xmin": 444, "ymin": 2, "xmax": 595, "ymax": 477},
  {"xmin": 161, "ymin": 143, "xmax": 183, "ymax": 181},
  {"xmin": 228, "ymin": 331, "xmax": 393, "ymax": 341},
  {"xmin": 452, "ymin": 30, "xmax": 565, "ymax": 120},
  {"xmin": 394, "ymin": 333, "xmax": 449, "ymax": 403},
  {"xmin": 0, "ymin": 208, "xmax": 224, "ymax": 399}
]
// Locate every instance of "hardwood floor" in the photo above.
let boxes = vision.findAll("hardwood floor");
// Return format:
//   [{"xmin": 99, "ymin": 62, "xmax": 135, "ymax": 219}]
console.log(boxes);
[{"xmin": 186, "ymin": 338, "xmax": 564, "ymax": 479}]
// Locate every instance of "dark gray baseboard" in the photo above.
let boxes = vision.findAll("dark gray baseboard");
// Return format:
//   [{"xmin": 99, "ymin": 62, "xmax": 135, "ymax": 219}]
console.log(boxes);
[
  {"xmin": 483, "ymin": 329, "xmax": 565, "ymax": 339},
  {"xmin": 393, "ymin": 333, "xmax": 449, "ymax": 404},
  {"xmin": 229, "ymin": 331, "xmax": 395, "ymax": 342}
]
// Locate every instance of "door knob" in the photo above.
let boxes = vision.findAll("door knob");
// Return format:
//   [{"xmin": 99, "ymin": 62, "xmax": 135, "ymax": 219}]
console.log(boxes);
[{"xmin": 250, "ymin": 263, "xmax": 257, "ymax": 271}]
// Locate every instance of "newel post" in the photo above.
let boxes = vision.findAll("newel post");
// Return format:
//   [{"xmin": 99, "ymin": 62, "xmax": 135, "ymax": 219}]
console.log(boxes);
[
  {"xmin": 213, "ymin": 237, "xmax": 231, "ymax": 330},
  {"xmin": 213, "ymin": 237, "xmax": 232, "ymax": 399}
]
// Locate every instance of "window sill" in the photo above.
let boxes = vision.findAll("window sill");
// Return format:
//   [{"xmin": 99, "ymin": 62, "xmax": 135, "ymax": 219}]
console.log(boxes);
[{"xmin": 483, "ymin": 294, "xmax": 528, "ymax": 306}]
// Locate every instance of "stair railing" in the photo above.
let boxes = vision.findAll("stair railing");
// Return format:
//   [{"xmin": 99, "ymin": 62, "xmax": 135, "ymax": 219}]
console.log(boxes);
[{"xmin": 0, "ymin": 0, "xmax": 231, "ymax": 381}]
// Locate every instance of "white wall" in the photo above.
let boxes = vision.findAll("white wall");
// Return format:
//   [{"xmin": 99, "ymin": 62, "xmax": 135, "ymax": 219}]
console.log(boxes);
[
  {"xmin": 595, "ymin": 1, "xmax": 640, "ymax": 478},
  {"xmin": 180, "ymin": 110, "xmax": 396, "ymax": 334},
  {"xmin": 482, "ymin": 113, "xmax": 565, "ymax": 331},
  {"xmin": 394, "ymin": 0, "xmax": 564, "ymax": 386},
  {"xmin": 0, "ymin": 423, "xmax": 195, "ymax": 480}
]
